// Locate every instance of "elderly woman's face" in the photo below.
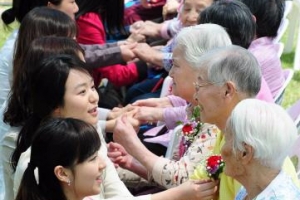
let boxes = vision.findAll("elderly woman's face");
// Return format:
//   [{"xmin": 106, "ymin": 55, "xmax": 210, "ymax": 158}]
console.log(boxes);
[
  {"xmin": 180, "ymin": 0, "xmax": 214, "ymax": 27},
  {"xmin": 169, "ymin": 47, "xmax": 198, "ymax": 103},
  {"xmin": 194, "ymin": 69, "xmax": 227, "ymax": 125},
  {"xmin": 221, "ymin": 130, "xmax": 244, "ymax": 178}
]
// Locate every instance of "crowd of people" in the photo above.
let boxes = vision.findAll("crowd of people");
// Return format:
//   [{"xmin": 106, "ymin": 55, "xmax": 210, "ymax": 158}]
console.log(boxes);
[{"xmin": 0, "ymin": 0, "xmax": 299, "ymax": 200}]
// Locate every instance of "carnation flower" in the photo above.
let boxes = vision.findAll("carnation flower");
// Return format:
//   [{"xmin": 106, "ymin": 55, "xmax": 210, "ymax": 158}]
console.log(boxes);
[{"xmin": 190, "ymin": 154, "xmax": 225, "ymax": 181}]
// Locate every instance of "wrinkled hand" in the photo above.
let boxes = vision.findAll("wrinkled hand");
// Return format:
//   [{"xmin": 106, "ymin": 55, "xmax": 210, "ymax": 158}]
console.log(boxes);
[
  {"xmin": 126, "ymin": 109, "xmax": 141, "ymax": 131},
  {"xmin": 132, "ymin": 43, "xmax": 159, "ymax": 63},
  {"xmin": 133, "ymin": 106, "xmax": 164, "ymax": 124},
  {"xmin": 109, "ymin": 104, "xmax": 137, "ymax": 120},
  {"xmin": 113, "ymin": 115, "xmax": 139, "ymax": 147},
  {"xmin": 130, "ymin": 20, "xmax": 162, "ymax": 38},
  {"xmin": 107, "ymin": 142, "xmax": 133, "ymax": 169},
  {"xmin": 132, "ymin": 97, "xmax": 173, "ymax": 108},
  {"xmin": 120, "ymin": 43, "xmax": 137, "ymax": 62},
  {"xmin": 127, "ymin": 32, "xmax": 146, "ymax": 43},
  {"xmin": 177, "ymin": 180, "xmax": 218, "ymax": 200}
]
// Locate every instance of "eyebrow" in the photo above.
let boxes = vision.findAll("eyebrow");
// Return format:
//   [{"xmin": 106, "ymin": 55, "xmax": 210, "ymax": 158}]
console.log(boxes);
[{"xmin": 74, "ymin": 78, "xmax": 94, "ymax": 90}]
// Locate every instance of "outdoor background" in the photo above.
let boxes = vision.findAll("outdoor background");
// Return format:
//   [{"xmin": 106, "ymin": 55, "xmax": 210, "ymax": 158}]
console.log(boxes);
[{"xmin": 0, "ymin": 2, "xmax": 299, "ymax": 108}]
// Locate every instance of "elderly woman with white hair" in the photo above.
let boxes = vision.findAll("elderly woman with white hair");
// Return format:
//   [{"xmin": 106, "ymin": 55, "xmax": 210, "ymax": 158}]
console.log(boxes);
[
  {"xmin": 190, "ymin": 45, "xmax": 299, "ymax": 199},
  {"xmin": 109, "ymin": 23, "xmax": 231, "ymax": 189},
  {"xmin": 223, "ymin": 99, "xmax": 300, "ymax": 199}
]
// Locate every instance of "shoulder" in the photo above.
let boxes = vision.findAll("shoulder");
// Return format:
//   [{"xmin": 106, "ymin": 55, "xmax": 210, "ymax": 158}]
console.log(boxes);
[{"xmin": 257, "ymin": 172, "xmax": 300, "ymax": 199}]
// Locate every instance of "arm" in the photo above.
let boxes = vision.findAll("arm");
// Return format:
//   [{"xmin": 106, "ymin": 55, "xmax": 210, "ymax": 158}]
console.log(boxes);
[
  {"xmin": 133, "ymin": 43, "xmax": 164, "ymax": 67},
  {"xmin": 114, "ymin": 117, "xmax": 219, "ymax": 188}
]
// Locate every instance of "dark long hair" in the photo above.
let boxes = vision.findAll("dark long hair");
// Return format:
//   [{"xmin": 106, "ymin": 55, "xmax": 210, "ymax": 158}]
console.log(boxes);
[
  {"xmin": 10, "ymin": 54, "xmax": 90, "ymax": 171},
  {"xmin": 1, "ymin": 0, "xmax": 63, "ymax": 25},
  {"xmin": 241, "ymin": 0, "xmax": 285, "ymax": 38},
  {"xmin": 13, "ymin": 7, "xmax": 77, "ymax": 81},
  {"xmin": 199, "ymin": 0, "xmax": 256, "ymax": 48},
  {"xmin": 15, "ymin": 118, "xmax": 101, "ymax": 200},
  {"xmin": 4, "ymin": 7, "xmax": 77, "ymax": 128},
  {"xmin": 75, "ymin": 0, "xmax": 126, "ymax": 35}
]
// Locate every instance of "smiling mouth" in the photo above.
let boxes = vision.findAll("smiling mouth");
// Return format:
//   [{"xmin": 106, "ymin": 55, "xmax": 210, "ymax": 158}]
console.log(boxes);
[{"xmin": 88, "ymin": 107, "xmax": 97, "ymax": 113}]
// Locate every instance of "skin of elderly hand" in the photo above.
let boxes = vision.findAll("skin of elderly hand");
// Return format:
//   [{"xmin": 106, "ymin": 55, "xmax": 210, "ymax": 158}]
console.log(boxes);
[
  {"xmin": 133, "ymin": 106, "xmax": 164, "ymax": 124},
  {"xmin": 176, "ymin": 180, "xmax": 218, "ymax": 200},
  {"xmin": 132, "ymin": 97, "xmax": 173, "ymax": 108},
  {"xmin": 108, "ymin": 104, "xmax": 137, "ymax": 120},
  {"xmin": 127, "ymin": 32, "xmax": 146, "ymax": 43},
  {"xmin": 107, "ymin": 142, "xmax": 133, "ymax": 169},
  {"xmin": 120, "ymin": 43, "xmax": 137, "ymax": 62},
  {"xmin": 130, "ymin": 20, "xmax": 162, "ymax": 38},
  {"xmin": 113, "ymin": 115, "xmax": 139, "ymax": 147},
  {"xmin": 132, "ymin": 43, "xmax": 160, "ymax": 64}
]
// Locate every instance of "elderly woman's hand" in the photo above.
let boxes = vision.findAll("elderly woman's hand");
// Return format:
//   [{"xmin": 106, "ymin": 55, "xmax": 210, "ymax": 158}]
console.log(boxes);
[
  {"xmin": 133, "ymin": 97, "xmax": 173, "ymax": 108},
  {"xmin": 175, "ymin": 180, "xmax": 218, "ymax": 200},
  {"xmin": 133, "ymin": 106, "xmax": 164, "ymax": 124},
  {"xmin": 108, "ymin": 104, "xmax": 137, "ymax": 120}
]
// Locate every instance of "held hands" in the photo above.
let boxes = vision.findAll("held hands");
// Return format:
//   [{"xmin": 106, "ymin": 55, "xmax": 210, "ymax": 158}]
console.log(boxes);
[
  {"xmin": 119, "ymin": 43, "xmax": 137, "ymax": 63},
  {"xmin": 130, "ymin": 20, "xmax": 162, "ymax": 38},
  {"xmin": 133, "ymin": 106, "xmax": 164, "ymax": 124},
  {"xmin": 176, "ymin": 180, "xmax": 218, "ymax": 200},
  {"xmin": 133, "ymin": 97, "xmax": 173, "ymax": 108},
  {"xmin": 113, "ymin": 115, "xmax": 139, "ymax": 147},
  {"xmin": 107, "ymin": 142, "xmax": 133, "ymax": 169}
]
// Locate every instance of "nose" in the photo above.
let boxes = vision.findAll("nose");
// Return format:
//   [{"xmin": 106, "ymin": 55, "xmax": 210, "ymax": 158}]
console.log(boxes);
[
  {"xmin": 187, "ymin": 10, "xmax": 198, "ymax": 25},
  {"xmin": 98, "ymin": 155, "xmax": 106, "ymax": 171},
  {"xmin": 74, "ymin": 2, "xmax": 79, "ymax": 13},
  {"xmin": 169, "ymin": 66, "xmax": 174, "ymax": 78},
  {"xmin": 90, "ymin": 89, "xmax": 99, "ymax": 104}
]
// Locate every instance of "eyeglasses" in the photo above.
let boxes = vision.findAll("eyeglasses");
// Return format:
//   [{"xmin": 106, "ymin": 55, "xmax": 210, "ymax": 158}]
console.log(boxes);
[{"xmin": 193, "ymin": 81, "xmax": 223, "ymax": 92}]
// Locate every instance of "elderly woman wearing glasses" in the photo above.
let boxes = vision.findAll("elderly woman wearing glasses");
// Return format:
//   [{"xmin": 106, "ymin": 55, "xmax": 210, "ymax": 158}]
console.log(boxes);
[
  {"xmin": 223, "ymin": 99, "xmax": 300, "ymax": 199},
  {"xmin": 113, "ymin": 45, "xmax": 299, "ymax": 199},
  {"xmin": 191, "ymin": 45, "xmax": 299, "ymax": 199}
]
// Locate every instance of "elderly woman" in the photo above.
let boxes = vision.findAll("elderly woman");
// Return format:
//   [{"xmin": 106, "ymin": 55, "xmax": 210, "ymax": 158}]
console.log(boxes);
[
  {"xmin": 191, "ymin": 45, "xmax": 299, "ymax": 199},
  {"xmin": 223, "ymin": 99, "xmax": 300, "ymax": 199},
  {"xmin": 110, "ymin": 23, "xmax": 231, "ymax": 188},
  {"xmin": 113, "ymin": 45, "xmax": 299, "ymax": 199}
]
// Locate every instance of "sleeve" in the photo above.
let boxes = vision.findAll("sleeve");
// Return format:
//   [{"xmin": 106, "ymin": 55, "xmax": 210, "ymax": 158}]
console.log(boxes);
[
  {"xmin": 81, "ymin": 44, "xmax": 126, "ymax": 68},
  {"xmin": 14, "ymin": 147, "xmax": 32, "ymax": 198},
  {"xmin": 77, "ymin": 13, "xmax": 148, "ymax": 87},
  {"xmin": 160, "ymin": 18, "xmax": 182, "ymax": 39},
  {"xmin": 1, "ymin": 130, "xmax": 18, "ymax": 200},
  {"xmin": 167, "ymin": 95, "xmax": 187, "ymax": 107},
  {"xmin": 97, "ymin": 107, "xmax": 110, "ymax": 120},
  {"xmin": 163, "ymin": 106, "xmax": 187, "ymax": 129},
  {"xmin": 150, "ymin": 124, "xmax": 218, "ymax": 188},
  {"xmin": 0, "ymin": 30, "xmax": 17, "ymax": 106},
  {"xmin": 98, "ymin": 61, "xmax": 148, "ymax": 87}
]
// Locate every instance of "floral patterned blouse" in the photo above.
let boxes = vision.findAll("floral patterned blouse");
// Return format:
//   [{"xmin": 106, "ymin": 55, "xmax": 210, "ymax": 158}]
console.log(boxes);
[{"xmin": 150, "ymin": 123, "xmax": 219, "ymax": 188}]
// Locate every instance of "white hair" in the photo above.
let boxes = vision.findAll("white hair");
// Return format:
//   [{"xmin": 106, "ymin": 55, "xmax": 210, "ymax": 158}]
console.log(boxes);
[
  {"xmin": 195, "ymin": 45, "xmax": 261, "ymax": 97},
  {"xmin": 174, "ymin": 23, "xmax": 232, "ymax": 69},
  {"xmin": 226, "ymin": 99, "xmax": 298, "ymax": 170}
]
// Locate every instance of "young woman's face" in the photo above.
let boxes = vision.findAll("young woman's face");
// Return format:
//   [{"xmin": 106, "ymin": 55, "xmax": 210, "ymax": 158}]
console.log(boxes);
[
  {"xmin": 57, "ymin": 69, "xmax": 99, "ymax": 125},
  {"xmin": 180, "ymin": 0, "xmax": 213, "ymax": 27},
  {"xmin": 49, "ymin": 0, "xmax": 79, "ymax": 19},
  {"xmin": 71, "ymin": 152, "xmax": 106, "ymax": 197}
]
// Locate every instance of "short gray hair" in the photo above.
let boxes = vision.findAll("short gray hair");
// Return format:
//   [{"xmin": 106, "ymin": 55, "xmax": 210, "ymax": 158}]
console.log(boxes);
[
  {"xmin": 226, "ymin": 99, "xmax": 297, "ymax": 170},
  {"xmin": 197, "ymin": 45, "xmax": 261, "ymax": 97},
  {"xmin": 174, "ymin": 23, "xmax": 232, "ymax": 69}
]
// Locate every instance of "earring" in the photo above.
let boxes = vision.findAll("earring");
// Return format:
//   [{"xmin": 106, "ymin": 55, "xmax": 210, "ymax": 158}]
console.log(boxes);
[{"xmin": 67, "ymin": 179, "xmax": 71, "ymax": 186}]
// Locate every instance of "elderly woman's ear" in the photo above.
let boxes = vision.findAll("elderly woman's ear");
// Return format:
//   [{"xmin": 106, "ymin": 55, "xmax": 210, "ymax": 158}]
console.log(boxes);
[
  {"xmin": 240, "ymin": 143, "xmax": 254, "ymax": 165},
  {"xmin": 224, "ymin": 81, "xmax": 237, "ymax": 98}
]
